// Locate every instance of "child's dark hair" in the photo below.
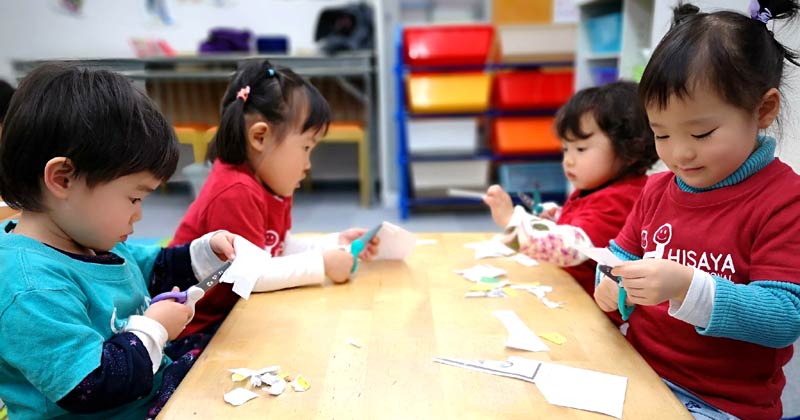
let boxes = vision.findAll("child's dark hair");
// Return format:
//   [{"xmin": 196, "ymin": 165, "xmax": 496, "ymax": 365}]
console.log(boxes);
[
  {"xmin": 555, "ymin": 81, "xmax": 657, "ymax": 177},
  {"xmin": 0, "ymin": 63, "xmax": 179, "ymax": 211},
  {"xmin": 640, "ymin": 1, "xmax": 799, "ymax": 112},
  {"xmin": 210, "ymin": 59, "xmax": 332, "ymax": 164},
  {"xmin": 0, "ymin": 79, "xmax": 14, "ymax": 124}
]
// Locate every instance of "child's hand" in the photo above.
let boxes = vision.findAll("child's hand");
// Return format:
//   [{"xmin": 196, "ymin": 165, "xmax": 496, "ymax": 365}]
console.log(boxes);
[
  {"xmin": 483, "ymin": 184, "xmax": 514, "ymax": 228},
  {"xmin": 338, "ymin": 228, "xmax": 380, "ymax": 260},
  {"xmin": 594, "ymin": 277, "xmax": 621, "ymax": 312},
  {"xmin": 210, "ymin": 231, "xmax": 236, "ymax": 261},
  {"xmin": 539, "ymin": 206, "xmax": 560, "ymax": 221},
  {"xmin": 323, "ymin": 249, "xmax": 354, "ymax": 284},
  {"xmin": 612, "ymin": 259, "xmax": 694, "ymax": 305},
  {"xmin": 145, "ymin": 287, "xmax": 193, "ymax": 340}
]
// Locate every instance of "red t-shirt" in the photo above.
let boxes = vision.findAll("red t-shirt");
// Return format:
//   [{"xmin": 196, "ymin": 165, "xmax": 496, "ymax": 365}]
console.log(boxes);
[
  {"xmin": 559, "ymin": 175, "xmax": 647, "ymax": 299},
  {"xmin": 171, "ymin": 160, "xmax": 292, "ymax": 337},
  {"xmin": 613, "ymin": 160, "xmax": 800, "ymax": 420}
]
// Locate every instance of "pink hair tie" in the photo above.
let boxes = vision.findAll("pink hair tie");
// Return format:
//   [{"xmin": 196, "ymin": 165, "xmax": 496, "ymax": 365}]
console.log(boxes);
[{"xmin": 236, "ymin": 86, "xmax": 251, "ymax": 102}]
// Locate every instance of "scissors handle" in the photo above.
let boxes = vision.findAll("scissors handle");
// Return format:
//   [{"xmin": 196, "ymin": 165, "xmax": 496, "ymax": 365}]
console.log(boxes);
[
  {"xmin": 600, "ymin": 264, "xmax": 635, "ymax": 320},
  {"xmin": 350, "ymin": 239, "xmax": 366, "ymax": 273},
  {"xmin": 151, "ymin": 290, "xmax": 188, "ymax": 304}
]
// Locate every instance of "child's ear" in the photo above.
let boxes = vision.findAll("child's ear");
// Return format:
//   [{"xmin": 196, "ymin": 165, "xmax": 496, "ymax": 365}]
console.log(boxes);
[
  {"xmin": 247, "ymin": 121, "xmax": 271, "ymax": 152},
  {"xmin": 757, "ymin": 88, "xmax": 780, "ymax": 129},
  {"xmin": 43, "ymin": 157, "xmax": 76, "ymax": 199}
]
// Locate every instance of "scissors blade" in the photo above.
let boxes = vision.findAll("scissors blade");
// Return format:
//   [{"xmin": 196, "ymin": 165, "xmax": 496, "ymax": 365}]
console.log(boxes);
[
  {"xmin": 359, "ymin": 223, "xmax": 383, "ymax": 244},
  {"xmin": 196, "ymin": 261, "xmax": 232, "ymax": 292}
]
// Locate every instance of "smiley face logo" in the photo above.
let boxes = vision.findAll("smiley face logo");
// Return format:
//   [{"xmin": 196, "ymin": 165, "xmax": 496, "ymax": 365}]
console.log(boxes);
[
  {"xmin": 653, "ymin": 224, "xmax": 672, "ymax": 245},
  {"xmin": 264, "ymin": 230, "xmax": 280, "ymax": 248}
]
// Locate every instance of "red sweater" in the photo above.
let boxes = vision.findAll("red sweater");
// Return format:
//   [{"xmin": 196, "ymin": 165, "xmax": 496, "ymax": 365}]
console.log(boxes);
[
  {"xmin": 614, "ymin": 161, "xmax": 800, "ymax": 420},
  {"xmin": 171, "ymin": 160, "xmax": 292, "ymax": 337}
]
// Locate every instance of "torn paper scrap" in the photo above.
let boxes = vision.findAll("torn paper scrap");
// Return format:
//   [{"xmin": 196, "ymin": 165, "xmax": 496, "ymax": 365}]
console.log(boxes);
[
  {"xmin": 534, "ymin": 361, "xmax": 627, "ymax": 418},
  {"xmin": 511, "ymin": 253, "xmax": 539, "ymax": 267},
  {"xmin": 433, "ymin": 356, "xmax": 541, "ymax": 384},
  {"xmin": 374, "ymin": 221, "xmax": 416, "ymax": 260},
  {"xmin": 291, "ymin": 374, "xmax": 310, "ymax": 392},
  {"xmin": 224, "ymin": 388, "xmax": 259, "ymax": 406},
  {"xmin": 455, "ymin": 264, "xmax": 506, "ymax": 282},
  {"xmin": 492, "ymin": 310, "xmax": 549, "ymax": 352},
  {"xmin": 539, "ymin": 332, "xmax": 567, "ymax": 345},
  {"xmin": 464, "ymin": 288, "xmax": 509, "ymax": 298},
  {"xmin": 416, "ymin": 238, "xmax": 438, "ymax": 246},
  {"xmin": 465, "ymin": 240, "xmax": 516, "ymax": 259}
]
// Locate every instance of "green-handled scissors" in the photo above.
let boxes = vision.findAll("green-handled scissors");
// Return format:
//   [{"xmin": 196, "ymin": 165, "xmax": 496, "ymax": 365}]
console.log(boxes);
[
  {"xmin": 599, "ymin": 264, "xmax": 635, "ymax": 321},
  {"xmin": 350, "ymin": 223, "xmax": 383, "ymax": 274}
]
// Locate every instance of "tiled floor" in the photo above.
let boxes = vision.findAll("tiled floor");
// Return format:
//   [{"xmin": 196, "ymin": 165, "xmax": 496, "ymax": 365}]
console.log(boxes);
[{"xmin": 132, "ymin": 183, "xmax": 498, "ymax": 242}]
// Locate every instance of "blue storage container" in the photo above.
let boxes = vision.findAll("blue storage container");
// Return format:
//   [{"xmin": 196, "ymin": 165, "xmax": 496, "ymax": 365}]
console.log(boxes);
[
  {"xmin": 498, "ymin": 162, "xmax": 567, "ymax": 195},
  {"xmin": 586, "ymin": 12, "xmax": 622, "ymax": 54},
  {"xmin": 591, "ymin": 66, "xmax": 618, "ymax": 86}
]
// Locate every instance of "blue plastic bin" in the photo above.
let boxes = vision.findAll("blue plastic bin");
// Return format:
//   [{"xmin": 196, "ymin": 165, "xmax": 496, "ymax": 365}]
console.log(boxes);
[
  {"xmin": 590, "ymin": 66, "xmax": 618, "ymax": 86},
  {"xmin": 586, "ymin": 12, "xmax": 622, "ymax": 54},
  {"xmin": 498, "ymin": 162, "xmax": 567, "ymax": 195}
]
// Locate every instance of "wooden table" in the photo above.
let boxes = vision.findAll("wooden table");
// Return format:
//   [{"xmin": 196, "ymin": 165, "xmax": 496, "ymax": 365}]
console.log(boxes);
[{"xmin": 158, "ymin": 233, "xmax": 690, "ymax": 419}]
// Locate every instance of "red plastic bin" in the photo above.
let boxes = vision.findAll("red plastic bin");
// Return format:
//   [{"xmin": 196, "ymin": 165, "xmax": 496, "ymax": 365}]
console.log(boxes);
[
  {"xmin": 404, "ymin": 25, "xmax": 495, "ymax": 67},
  {"xmin": 492, "ymin": 117, "xmax": 562, "ymax": 155},
  {"xmin": 493, "ymin": 70, "xmax": 574, "ymax": 110}
]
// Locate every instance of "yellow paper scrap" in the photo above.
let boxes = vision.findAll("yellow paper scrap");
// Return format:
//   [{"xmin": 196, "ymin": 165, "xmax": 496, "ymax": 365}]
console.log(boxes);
[
  {"xmin": 291, "ymin": 374, "xmax": 310, "ymax": 392},
  {"xmin": 539, "ymin": 332, "xmax": 567, "ymax": 345},
  {"xmin": 231, "ymin": 373, "xmax": 247, "ymax": 382},
  {"xmin": 502, "ymin": 287, "xmax": 518, "ymax": 297},
  {"xmin": 469, "ymin": 283, "xmax": 499, "ymax": 292}
]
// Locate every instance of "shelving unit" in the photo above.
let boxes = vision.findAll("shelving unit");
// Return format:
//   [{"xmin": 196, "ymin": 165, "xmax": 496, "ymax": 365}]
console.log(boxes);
[
  {"xmin": 395, "ymin": 24, "xmax": 575, "ymax": 219},
  {"xmin": 575, "ymin": 0, "xmax": 655, "ymax": 89}
]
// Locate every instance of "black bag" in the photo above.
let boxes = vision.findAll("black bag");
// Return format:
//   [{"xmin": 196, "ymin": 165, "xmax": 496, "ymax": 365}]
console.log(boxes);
[{"xmin": 314, "ymin": 2, "xmax": 374, "ymax": 54}]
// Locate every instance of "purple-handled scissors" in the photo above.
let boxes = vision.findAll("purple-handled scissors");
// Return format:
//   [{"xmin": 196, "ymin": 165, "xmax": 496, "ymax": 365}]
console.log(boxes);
[{"xmin": 150, "ymin": 261, "xmax": 232, "ymax": 307}]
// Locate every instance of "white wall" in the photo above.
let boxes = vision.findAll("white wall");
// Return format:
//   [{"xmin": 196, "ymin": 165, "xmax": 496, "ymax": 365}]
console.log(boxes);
[{"xmin": 0, "ymin": 0, "xmax": 353, "ymax": 82}]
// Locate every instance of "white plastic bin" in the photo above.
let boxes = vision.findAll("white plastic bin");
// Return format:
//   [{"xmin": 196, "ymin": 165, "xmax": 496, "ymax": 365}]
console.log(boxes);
[
  {"xmin": 411, "ymin": 159, "xmax": 490, "ymax": 195},
  {"xmin": 407, "ymin": 118, "xmax": 479, "ymax": 155}
]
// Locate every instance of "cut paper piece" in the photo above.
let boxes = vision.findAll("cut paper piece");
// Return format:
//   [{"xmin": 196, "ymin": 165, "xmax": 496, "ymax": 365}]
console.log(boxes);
[
  {"xmin": 267, "ymin": 379, "xmax": 287, "ymax": 396},
  {"xmin": 465, "ymin": 240, "xmax": 516, "ymax": 260},
  {"xmin": 224, "ymin": 387, "xmax": 259, "ymax": 406},
  {"xmin": 465, "ymin": 288, "xmax": 509, "ymax": 298},
  {"xmin": 511, "ymin": 284, "xmax": 562, "ymax": 308},
  {"xmin": 511, "ymin": 253, "xmax": 539, "ymax": 267},
  {"xmin": 416, "ymin": 238, "xmax": 438, "ymax": 246},
  {"xmin": 455, "ymin": 264, "xmax": 506, "ymax": 282},
  {"xmin": 433, "ymin": 356, "xmax": 541, "ymax": 384},
  {"xmin": 469, "ymin": 281, "xmax": 508, "ymax": 292},
  {"xmin": 433, "ymin": 356, "xmax": 626, "ymax": 419},
  {"xmin": 575, "ymin": 246, "xmax": 624, "ymax": 267},
  {"xmin": 374, "ymin": 221, "xmax": 416, "ymax": 260},
  {"xmin": 222, "ymin": 236, "xmax": 269, "ymax": 299},
  {"xmin": 492, "ymin": 310, "xmax": 549, "ymax": 352},
  {"xmin": 534, "ymin": 361, "xmax": 627, "ymax": 418},
  {"xmin": 502, "ymin": 287, "xmax": 518, "ymax": 297},
  {"xmin": 347, "ymin": 338, "xmax": 362, "ymax": 348},
  {"xmin": 228, "ymin": 366, "xmax": 280, "ymax": 383},
  {"xmin": 539, "ymin": 332, "xmax": 567, "ymax": 345},
  {"xmin": 541, "ymin": 297, "xmax": 563, "ymax": 309},
  {"xmin": 291, "ymin": 374, "xmax": 310, "ymax": 392},
  {"xmin": 479, "ymin": 276, "xmax": 502, "ymax": 284}
]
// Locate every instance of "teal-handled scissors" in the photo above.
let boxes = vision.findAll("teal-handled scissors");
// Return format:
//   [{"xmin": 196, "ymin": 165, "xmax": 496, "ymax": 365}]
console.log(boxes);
[
  {"xmin": 350, "ymin": 223, "xmax": 383, "ymax": 274},
  {"xmin": 517, "ymin": 189, "xmax": 544, "ymax": 215},
  {"xmin": 599, "ymin": 264, "xmax": 635, "ymax": 321}
]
